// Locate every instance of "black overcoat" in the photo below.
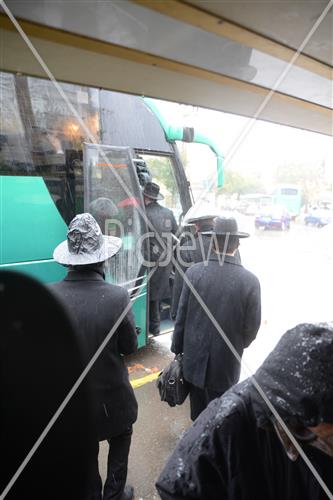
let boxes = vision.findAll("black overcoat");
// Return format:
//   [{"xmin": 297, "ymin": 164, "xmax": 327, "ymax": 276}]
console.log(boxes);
[
  {"xmin": 171, "ymin": 234, "xmax": 244, "ymax": 319},
  {"xmin": 171, "ymin": 255, "xmax": 261, "ymax": 393},
  {"xmin": 51, "ymin": 269, "xmax": 138, "ymax": 440},
  {"xmin": 157, "ymin": 323, "xmax": 333, "ymax": 500},
  {"xmin": 145, "ymin": 201, "xmax": 178, "ymax": 301},
  {"xmin": 171, "ymin": 234, "xmax": 212, "ymax": 319}
]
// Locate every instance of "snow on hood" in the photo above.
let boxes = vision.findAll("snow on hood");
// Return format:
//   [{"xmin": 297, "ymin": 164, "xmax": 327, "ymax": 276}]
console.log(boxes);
[{"xmin": 252, "ymin": 322, "xmax": 333, "ymax": 428}]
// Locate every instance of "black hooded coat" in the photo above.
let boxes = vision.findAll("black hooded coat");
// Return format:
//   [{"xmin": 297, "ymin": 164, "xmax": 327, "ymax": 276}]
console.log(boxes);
[{"xmin": 156, "ymin": 323, "xmax": 333, "ymax": 500}]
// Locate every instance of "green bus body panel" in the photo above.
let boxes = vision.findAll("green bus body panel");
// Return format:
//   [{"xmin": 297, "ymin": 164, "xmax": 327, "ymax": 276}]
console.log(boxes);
[
  {"xmin": 0, "ymin": 176, "xmax": 68, "ymax": 264},
  {"xmin": 131, "ymin": 282, "xmax": 148, "ymax": 349},
  {"xmin": 0, "ymin": 175, "xmax": 148, "ymax": 347},
  {"xmin": 1, "ymin": 260, "xmax": 67, "ymax": 283},
  {"xmin": 144, "ymin": 97, "xmax": 224, "ymax": 187}
]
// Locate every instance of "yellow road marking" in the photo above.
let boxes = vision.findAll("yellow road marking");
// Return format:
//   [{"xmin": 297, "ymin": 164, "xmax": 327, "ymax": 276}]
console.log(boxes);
[{"xmin": 130, "ymin": 371, "xmax": 160, "ymax": 389}]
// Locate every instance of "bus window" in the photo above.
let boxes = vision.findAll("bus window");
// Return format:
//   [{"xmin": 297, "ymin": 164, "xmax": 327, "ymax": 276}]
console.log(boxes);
[
  {"xmin": 0, "ymin": 73, "xmax": 29, "ymax": 174},
  {"xmin": 0, "ymin": 72, "xmax": 99, "ymax": 225},
  {"xmin": 176, "ymin": 141, "xmax": 217, "ymax": 206},
  {"xmin": 141, "ymin": 154, "xmax": 182, "ymax": 223},
  {"xmin": 84, "ymin": 144, "xmax": 146, "ymax": 291},
  {"xmin": 280, "ymin": 188, "xmax": 299, "ymax": 196}
]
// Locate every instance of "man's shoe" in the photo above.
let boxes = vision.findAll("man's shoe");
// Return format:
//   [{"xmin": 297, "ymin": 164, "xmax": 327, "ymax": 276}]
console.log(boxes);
[
  {"xmin": 121, "ymin": 485, "xmax": 134, "ymax": 500},
  {"xmin": 149, "ymin": 331, "xmax": 160, "ymax": 337}
]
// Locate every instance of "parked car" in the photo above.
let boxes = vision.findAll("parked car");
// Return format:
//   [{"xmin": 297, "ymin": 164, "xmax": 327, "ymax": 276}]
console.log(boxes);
[
  {"xmin": 304, "ymin": 209, "xmax": 332, "ymax": 228},
  {"xmin": 255, "ymin": 205, "xmax": 291, "ymax": 231}
]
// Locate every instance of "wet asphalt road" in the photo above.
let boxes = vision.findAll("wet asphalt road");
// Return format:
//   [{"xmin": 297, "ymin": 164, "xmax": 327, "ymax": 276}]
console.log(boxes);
[
  {"xmin": 99, "ymin": 219, "xmax": 333, "ymax": 499},
  {"xmin": 240, "ymin": 219, "xmax": 333, "ymax": 377}
]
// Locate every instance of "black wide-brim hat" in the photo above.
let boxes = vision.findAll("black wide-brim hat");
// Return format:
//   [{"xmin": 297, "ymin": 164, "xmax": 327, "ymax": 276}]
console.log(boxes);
[
  {"xmin": 142, "ymin": 182, "xmax": 164, "ymax": 200},
  {"xmin": 182, "ymin": 204, "xmax": 219, "ymax": 227},
  {"xmin": 202, "ymin": 216, "xmax": 249, "ymax": 238},
  {"xmin": 186, "ymin": 214, "xmax": 217, "ymax": 224}
]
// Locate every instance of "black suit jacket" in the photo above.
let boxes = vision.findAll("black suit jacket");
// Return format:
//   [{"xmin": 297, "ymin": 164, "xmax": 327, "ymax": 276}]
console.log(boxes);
[
  {"xmin": 51, "ymin": 269, "xmax": 138, "ymax": 439},
  {"xmin": 171, "ymin": 255, "xmax": 261, "ymax": 393}
]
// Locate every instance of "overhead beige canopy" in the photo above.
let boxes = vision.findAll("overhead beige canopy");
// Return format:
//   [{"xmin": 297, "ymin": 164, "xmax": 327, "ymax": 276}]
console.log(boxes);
[{"xmin": 1, "ymin": 0, "xmax": 332, "ymax": 135}]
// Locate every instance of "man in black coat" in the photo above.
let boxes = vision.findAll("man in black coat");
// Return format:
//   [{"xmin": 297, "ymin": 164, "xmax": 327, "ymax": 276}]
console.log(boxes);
[
  {"xmin": 171, "ymin": 213, "xmax": 242, "ymax": 320},
  {"xmin": 171, "ymin": 214, "xmax": 215, "ymax": 320},
  {"xmin": 51, "ymin": 213, "xmax": 138, "ymax": 500},
  {"xmin": 171, "ymin": 216, "xmax": 261, "ymax": 420},
  {"xmin": 143, "ymin": 182, "xmax": 178, "ymax": 336},
  {"xmin": 157, "ymin": 322, "xmax": 333, "ymax": 500}
]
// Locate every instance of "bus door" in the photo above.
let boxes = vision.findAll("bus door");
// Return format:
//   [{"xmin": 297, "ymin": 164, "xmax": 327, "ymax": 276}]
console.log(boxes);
[
  {"xmin": 83, "ymin": 144, "xmax": 148, "ymax": 348},
  {"xmin": 138, "ymin": 153, "xmax": 184, "ymax": 225},
  {"xmin": 138, "ymin": 152, "xmax": 185, "ymax": 330}
]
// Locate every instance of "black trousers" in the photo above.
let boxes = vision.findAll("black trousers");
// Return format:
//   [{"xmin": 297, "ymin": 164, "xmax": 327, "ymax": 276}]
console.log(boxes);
[
  {"xmin": 189, "ymin": 385, "xmax": 221, "ymax": 421},
  {"xmin": 86, "ymin": 427, "xmax": 133, "ymax": 500},
  {"xmin": 149, "ymin": 300, "xmax": 160, "ymax": 335}
]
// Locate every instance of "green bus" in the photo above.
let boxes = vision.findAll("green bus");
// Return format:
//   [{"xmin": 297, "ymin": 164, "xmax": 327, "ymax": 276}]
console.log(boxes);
[
  {"xmin": 0, "ymin": 72, "xmax": 223, "ymax": 347},
  {"xmin": 274, "ymin": 184, "xmax": 302, "ymax": 219}
]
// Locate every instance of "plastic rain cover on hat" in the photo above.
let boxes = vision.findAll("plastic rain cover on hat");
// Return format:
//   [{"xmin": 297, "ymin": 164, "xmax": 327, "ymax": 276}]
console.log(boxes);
[{"xmin": 53, "ymin": 213, "xmax": 122, "ymax": 266}]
